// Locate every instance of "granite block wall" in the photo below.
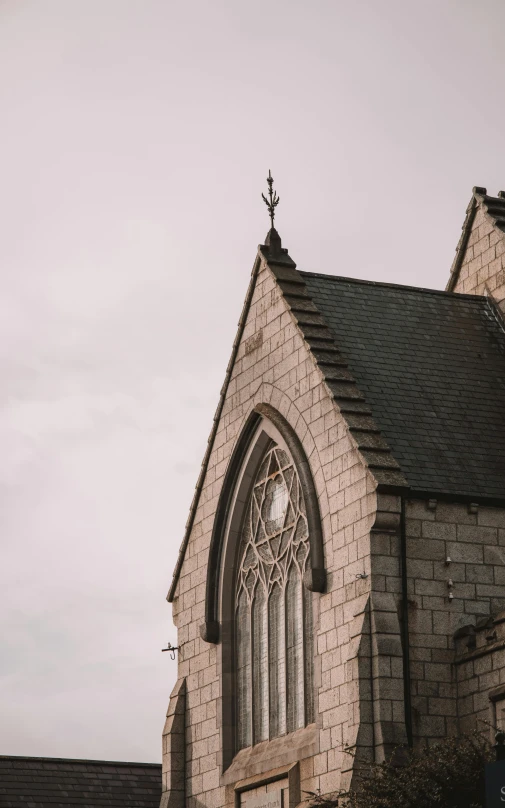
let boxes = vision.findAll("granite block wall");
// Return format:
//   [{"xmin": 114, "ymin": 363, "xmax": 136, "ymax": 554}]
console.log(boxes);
[
  {"xmin": 451, "ymin": 203, "xmax": 505, "ymax": 311},
  {"xmin": 455, "ymin": 612, "xmax": 505, "ymax": 736},
  {"xmin": 404, "ymin": 500, "xmax": 505, "ymax": 744},
  {"xmin": 163, "ymin": 256, "xmax": 383, "ymax": 808},
  {"xmin": 161, "ymin": 244, "xmax": 505, "ymax": 808}
]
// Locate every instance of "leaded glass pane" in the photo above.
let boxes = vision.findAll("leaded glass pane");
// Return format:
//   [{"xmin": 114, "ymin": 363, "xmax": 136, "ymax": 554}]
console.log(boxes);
[
  {"xmin": 237, "ymin": 588, "xmax": 252, "ymax": 749},
  {"xmin": 304, "ymin": 584, "xmax": 315, "ymax": 725},
  {"xmin": 276, "ymin": 447, "xmax": 290, "ymax": 468},
  {"xmin": 286, "ymin": 564, "xmax": 304, "ymax": 732},
  {"xmin": 235, "ymin": 439, "xmax": 314, "ymax": 750},
  {"xmin": 257, "ymin": 454, "xmax": 270, "ymax": 481},
  {"xmin": 269, "ymin": 582, "xmax": 286, "ymax": 738},
  {"xmin": 265, "ymin": 477, "xmax": 289, "ymax": 533},
  {"xmin": 253, "ymin": 584, "xmax": 268, "ymax": 743}
]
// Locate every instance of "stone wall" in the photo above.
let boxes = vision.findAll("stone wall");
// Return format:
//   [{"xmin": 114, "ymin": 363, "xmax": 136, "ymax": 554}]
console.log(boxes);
[
  {"xmin": 404, "ymin": 500, "xmax": 505, "ymax": 744},
  {"xmin": 350, "ymin": 495, "xmax": 505, "ymax": 750},
  {"xmin": 454, "ymin": 611, "xmax": 505, "ymax": 736},
  {"xmin": 162, "ymin": 245, "xmax": 505, "ymax": 808},
  {"xmin": 451, "ymin": 202, "xmax": 505, "ymax": 311},
  {"xmin": 165, "ymin": 254, "xmax": 383, "ymax": 808},
  {"xmin": 161, "ymin": 678, "xmax": 186, "ymax": 808}
]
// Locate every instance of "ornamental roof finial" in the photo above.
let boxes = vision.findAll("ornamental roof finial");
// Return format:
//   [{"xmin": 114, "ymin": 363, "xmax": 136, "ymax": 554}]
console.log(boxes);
[{"xmin": 261, "ymin": 170, "xmax": 280, "ymax": 230}]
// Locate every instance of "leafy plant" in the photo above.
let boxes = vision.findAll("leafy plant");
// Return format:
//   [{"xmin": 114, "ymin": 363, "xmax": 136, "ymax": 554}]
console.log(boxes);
[{"xmin": 306, "ymin": 732, "xmax": 493, "ymax": 808}]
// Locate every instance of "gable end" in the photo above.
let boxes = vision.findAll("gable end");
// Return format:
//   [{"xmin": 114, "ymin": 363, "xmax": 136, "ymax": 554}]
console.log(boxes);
[{"xmin": 447, "ymin": 186, "xmax": 505, "ymax": 310}]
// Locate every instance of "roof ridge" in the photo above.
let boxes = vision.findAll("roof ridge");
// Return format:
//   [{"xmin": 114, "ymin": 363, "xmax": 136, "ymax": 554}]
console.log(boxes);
[
  {"xmin": 0, "ymin": 754, "xmax": 161, "ymax": 767},
  {"xmin": 300, "ymin": 271, "xmax": 488, "ymax": 300}
]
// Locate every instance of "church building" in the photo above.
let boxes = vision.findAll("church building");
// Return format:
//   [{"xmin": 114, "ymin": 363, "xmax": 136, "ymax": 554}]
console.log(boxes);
[{"xmin": 161, "ymin": 182, "xmax": 505, "ymax": 808}]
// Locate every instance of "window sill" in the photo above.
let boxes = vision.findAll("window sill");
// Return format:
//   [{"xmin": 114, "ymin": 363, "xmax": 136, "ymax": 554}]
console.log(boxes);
[{"xmin": 221, "ymin": 724, "xmax": 318, "ymax": 786}]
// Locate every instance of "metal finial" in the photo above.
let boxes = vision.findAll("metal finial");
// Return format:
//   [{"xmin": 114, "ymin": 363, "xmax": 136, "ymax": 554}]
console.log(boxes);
[{"xmin": 262, "ymin": 170, "xmax": 280, "ymax": 229}]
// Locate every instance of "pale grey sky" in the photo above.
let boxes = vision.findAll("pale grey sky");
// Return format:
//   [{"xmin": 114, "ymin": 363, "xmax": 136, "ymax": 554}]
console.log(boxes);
[{"xmin": 1, "ymin": 0, "xmax": 505, "ymax": 763}]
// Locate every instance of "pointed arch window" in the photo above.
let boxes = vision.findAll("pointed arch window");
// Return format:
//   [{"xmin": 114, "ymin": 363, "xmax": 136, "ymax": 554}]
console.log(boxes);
[{"xmin": 235, "ymin": 440, "xmax": 314, "ymax": 749}]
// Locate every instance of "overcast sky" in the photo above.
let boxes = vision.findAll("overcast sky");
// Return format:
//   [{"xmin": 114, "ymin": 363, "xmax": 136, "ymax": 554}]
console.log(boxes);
[{"xmin": 1, "ymin": 0, "xmax": 505, "ymax": 764}]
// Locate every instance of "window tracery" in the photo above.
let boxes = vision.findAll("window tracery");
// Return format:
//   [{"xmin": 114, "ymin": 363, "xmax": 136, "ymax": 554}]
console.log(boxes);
[{"xmin": 235, "ymin": 441, "xmax": 314, "ymax": 750}]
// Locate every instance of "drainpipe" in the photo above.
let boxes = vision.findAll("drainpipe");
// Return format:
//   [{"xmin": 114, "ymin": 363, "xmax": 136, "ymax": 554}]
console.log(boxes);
[
  {"xmin": 369, "ymin": 596, "xmax": 376, "ymax": 763},
  {"xmin": 400, "ymin": 496, "xmax": 413, "ymax": 747}
]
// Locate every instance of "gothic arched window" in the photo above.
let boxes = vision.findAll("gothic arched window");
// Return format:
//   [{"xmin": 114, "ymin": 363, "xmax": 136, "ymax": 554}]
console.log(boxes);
[{"xmin": 235, "ymin": 440, "xmax": 314, "ymax": 749}]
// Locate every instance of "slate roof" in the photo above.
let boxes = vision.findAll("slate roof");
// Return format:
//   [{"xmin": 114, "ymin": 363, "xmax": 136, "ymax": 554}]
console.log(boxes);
[
  {"xmin": 0, "ymin": 755, "xmax": 162, "ymax": 808},
  {"xmin": 302, "ymin": 272, "xmax": 505, "ymax": 502}
]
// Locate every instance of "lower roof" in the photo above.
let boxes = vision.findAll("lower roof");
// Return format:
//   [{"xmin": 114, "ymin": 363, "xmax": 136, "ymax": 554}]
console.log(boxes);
[
  {"xmin": 302, "ymin": 272, "xmax": 505, "ymax": 502},
  {"xmin": 0, "ymin": 755, "xmax": 161, "ymax": 808}
]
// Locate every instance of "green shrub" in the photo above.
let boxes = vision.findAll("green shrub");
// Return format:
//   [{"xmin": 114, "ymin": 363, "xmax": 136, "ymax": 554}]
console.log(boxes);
[{"xmin": 306, "ymin": 732, "xmax": 493, "ymax": 808}]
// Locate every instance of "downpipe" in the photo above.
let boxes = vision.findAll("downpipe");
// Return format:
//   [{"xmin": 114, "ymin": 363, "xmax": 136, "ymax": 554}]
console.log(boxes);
[{"xmin": 400, "ymin": 496, "xmax": 413, "ymax": 748}]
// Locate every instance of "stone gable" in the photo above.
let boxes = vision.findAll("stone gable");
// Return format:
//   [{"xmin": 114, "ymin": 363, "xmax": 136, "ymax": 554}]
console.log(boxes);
[
  {"xmin": 447, "ymin": 187, "xmax": 505, "ymax": 312},
  {"xmin": 163, "ymin": 250, "xmax": 385, "ymax": 808},
  {"xmin": 162, "ymin": 197, "xmax": 505, "ymax": 808}
]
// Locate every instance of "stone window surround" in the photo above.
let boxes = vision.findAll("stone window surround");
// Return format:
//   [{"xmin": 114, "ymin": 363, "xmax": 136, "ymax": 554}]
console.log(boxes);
[
  {"xmin": 217, "ymin": 410, "xmax": 324, "ymax": 775},
  {"xmin": 202, "ymin": 405, "xmax": 327, "ymax": 645},
  {"xmin": 232, "ymin": 760, "xmax": 301, "ymax": 808},
  {"xmin": 234, "ymin": 438, "xmax": 314, "ymax": 746}
]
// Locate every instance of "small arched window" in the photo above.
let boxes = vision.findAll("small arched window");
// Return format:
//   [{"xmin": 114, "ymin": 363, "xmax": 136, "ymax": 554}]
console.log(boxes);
[{"xmin": 235, "ymin": 439, "xmax": 314, "ymax": 749}]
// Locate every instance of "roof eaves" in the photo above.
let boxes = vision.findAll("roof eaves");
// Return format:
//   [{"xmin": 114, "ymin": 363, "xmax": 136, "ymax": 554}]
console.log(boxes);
[{"xmin": 0, "ymin": 755, "xmax": 161, "ymax": 767}]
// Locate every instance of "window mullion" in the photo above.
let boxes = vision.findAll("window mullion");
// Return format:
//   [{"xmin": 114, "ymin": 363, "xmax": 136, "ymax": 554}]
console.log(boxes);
[
  {"xmin": 301, "ymin": 579, "xmax": 307, "ymax": 725},
  {"xmin": 281, "ymin": 581, "xmax": 286, "ymax": 736},
  {"xmin": 266, "ymin": 587, "xmax": 270, "ymax": 740},
  {"xmin": 284, "ymin": 576, "xmax": 289, "ymax": 734},
  {"xmin": 250, "ymin": 596, "xmax": 255, "ymax": 746},
  {"xmin": 301, "ymin": 577, "xmax": 313, "ymax": 725}
]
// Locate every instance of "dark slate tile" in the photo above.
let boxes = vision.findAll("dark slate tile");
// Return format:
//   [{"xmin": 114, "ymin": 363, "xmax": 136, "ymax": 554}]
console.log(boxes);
[
  {"xmin": 0, "ymin": 757, "xmax": 161, "ymax": 808},
  {"xmin": 302, "ymin": 272, "xmax": 505, "ymax": 501}
]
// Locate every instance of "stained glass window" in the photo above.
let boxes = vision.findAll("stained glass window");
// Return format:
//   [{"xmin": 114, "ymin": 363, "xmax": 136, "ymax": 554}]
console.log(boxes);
[{"xmin": 235, "ymin": 440, "xmax": 314, "ymax": 749}]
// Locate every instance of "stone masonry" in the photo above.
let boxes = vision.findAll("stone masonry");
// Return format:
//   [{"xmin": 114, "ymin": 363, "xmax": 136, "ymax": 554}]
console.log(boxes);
[
  {"xmin": 447, "ymin": 187, "xmax": 505, "ymax": 312},
  {"xmin": 163, "ymin": 246, "xmax": 408, "ymax": 808},
  {"xmin": 405, "ymin": 500, "xmax": 505, "ymax": 744},
  {"xmin": 162, "ymin": 190, "xmax": 505, "ymax": 808}
]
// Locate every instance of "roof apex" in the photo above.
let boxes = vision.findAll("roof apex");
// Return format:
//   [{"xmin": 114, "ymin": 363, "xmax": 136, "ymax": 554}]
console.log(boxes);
[
  {"xmin": 259, "ymin": 227, "xmax": 296, "ymax": 267},
  {"xmin": 446, "ymin": 185, "xmax": 505, "ymax": 292}
]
